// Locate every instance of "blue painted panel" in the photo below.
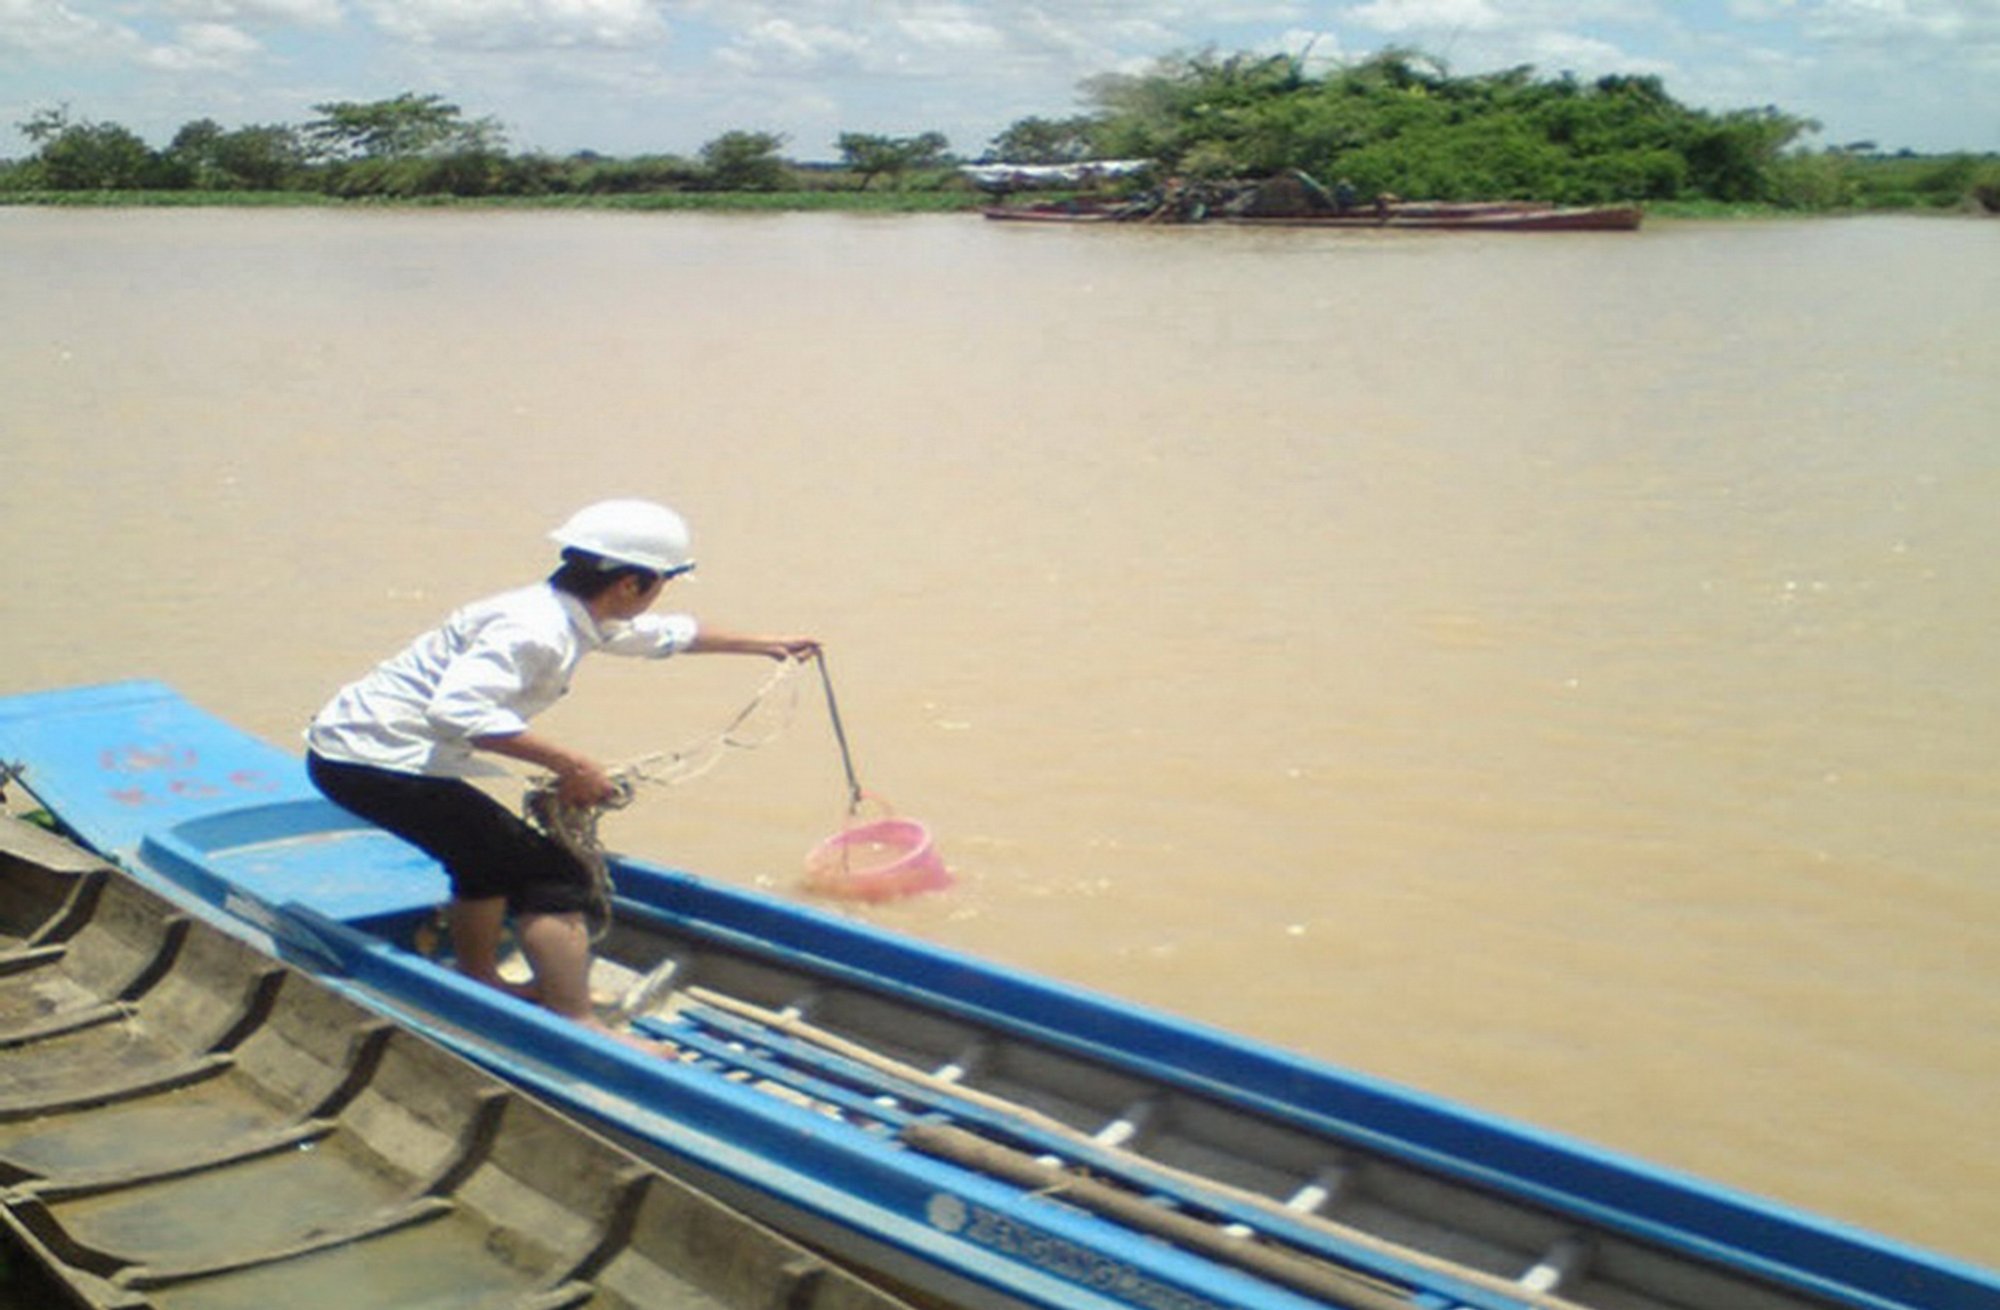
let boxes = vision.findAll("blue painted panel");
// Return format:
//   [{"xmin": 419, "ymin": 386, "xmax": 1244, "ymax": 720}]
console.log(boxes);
[
  {"xmin": 0, "ymin": 681, "xmax": 310, "ymax": 859},
  {"xmin": 156, "ymin": 798, "xmax": 448, "ymax": 925},
  {"xmin": 0, "ymin": 681, "xmax": 450, "ymax": 923}
]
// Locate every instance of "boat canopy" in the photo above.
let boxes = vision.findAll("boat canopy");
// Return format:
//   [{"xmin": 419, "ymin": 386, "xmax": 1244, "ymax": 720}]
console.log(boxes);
[{"xmin": 960, "ymin": 160, "xmax": 1152, "ymax": 189}]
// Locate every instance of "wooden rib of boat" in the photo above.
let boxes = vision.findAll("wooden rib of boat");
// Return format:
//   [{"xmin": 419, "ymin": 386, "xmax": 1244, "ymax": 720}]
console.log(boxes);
[
  {"xmin": 0, "ymin": 811, "xmax": 915, "ymax": 1310},
  {"xmin": 2, "ymin": 681, "xmax": 1996, "ymax": 1310}
]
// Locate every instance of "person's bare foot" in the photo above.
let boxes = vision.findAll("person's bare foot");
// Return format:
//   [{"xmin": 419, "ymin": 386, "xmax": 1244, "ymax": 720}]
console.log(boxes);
[{"xmin": 576, "ymin": 1012, "xmax": 672, "ymax": 1056}]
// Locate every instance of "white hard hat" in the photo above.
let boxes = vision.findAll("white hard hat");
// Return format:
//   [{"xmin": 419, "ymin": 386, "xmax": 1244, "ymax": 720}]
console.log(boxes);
[{"xmin": 549, "ymin": 499, "xmax": 695, "ymax": 576}]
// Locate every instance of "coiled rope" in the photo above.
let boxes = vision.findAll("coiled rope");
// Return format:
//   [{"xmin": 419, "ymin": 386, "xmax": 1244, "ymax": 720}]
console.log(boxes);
[{"xmin": 523, "ymin": 655, "xmax": 808, "ymax": 938}]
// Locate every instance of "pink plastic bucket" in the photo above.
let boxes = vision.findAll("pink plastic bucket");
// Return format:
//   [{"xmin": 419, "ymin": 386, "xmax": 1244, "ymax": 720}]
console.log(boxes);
[{"xmin": 804, "ymin": 817, "xmax": 952, "ymax": 901}]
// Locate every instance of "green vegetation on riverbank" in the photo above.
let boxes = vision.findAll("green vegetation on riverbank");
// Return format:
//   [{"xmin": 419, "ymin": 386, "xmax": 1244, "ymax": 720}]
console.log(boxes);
[
  {"xmin": 5, "ymin": 187, "xmax": 1990, "ymax": 221},
  {"xmin": 0, "ymin": 187, "xmax": 989, "ymax": 212},
  {"xmin": 5, "ymin": 51, "xmax": 1995, "ymax": 214}
]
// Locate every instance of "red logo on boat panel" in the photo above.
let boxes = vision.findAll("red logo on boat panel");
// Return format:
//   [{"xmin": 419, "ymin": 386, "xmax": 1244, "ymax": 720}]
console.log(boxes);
[
  {"xmin": 96, "ymin": 744, "xmax": 279, "ymax": 806},
  {"xmin": 99, "ymin": 745, "xmax": 199, "ymax": 774}
]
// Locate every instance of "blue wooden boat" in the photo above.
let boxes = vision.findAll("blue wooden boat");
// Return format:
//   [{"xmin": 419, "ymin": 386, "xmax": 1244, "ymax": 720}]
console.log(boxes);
[{"xmin": 2, "ymin": 680, "xmax": 1995, "ymax": 1310}]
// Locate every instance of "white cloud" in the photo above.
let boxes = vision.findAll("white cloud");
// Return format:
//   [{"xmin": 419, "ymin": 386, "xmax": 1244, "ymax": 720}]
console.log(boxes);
[
  {"xmin": 689, "ymin": 0, "xmax": 1227, "ymax": 69},
  {"xmin": 1727, "ymin": 0, "xmax": 1798, "ymax": 17},
  {"xmin": 1346, "ymin": 0, "xmax": 1506, "ymax": 34},
  {"xmin": 1268, "ymin": 27, "xmax": 1348, "ymax": 66},
  {"xmin": 709, "ymin": 2, "xmax": 1160, "ymax": 82},
  {"xmin": 1332, "ymin": 0, "xmax": 1674, "ymax": 85},
  {"xmin": 1518, "ymin": 29, "xmax": 1661, "ymax": 76},
  {"xmin": 162, "ymin": 0, "xmax": 344, "ymax": 24},
  {"xmin": 140, "ymin": 19, "xmax": 261, "ymax": 70},
  {"xmin": 1343, "ymin": 0, "xmax": 1666, "ymax": 38},
  {"xmin": 893, "ymin": 6, "xmax": 1005, "ymax": 54},
  {"xmin": 1729, "ymin": 1, "xmax": 2000, "ymax": 143},
  {"xmin": 716, "ymin": 17, "xmax": 866, "ymax": 70},
  {"xmin": 1801, "ymin": 0, "xmax": 1997, "ymax": 42},
  {"xmin": 358, "ymin": 0, "xmax": 670, "ymax": 51},
  {"xmin": 0, "ymin": 0, "xmax": 139, "ymax": 59}
]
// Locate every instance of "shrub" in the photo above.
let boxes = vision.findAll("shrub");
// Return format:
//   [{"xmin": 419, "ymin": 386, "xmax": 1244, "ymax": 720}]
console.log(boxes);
[
  {"xmin": 1972, "ymin": 161, "xmax": 2000, "ymax": 212},
  {"xmin": 1768, "ymin": 153, "xmax": 1864, "ymax": 210},
  {"xmin": 1572, "ymin": 149, "xmax": 1687, "ymax": 203},
  {"xmin": 569, "ymin": 154, "xmax": 704, "ymax": 193}
]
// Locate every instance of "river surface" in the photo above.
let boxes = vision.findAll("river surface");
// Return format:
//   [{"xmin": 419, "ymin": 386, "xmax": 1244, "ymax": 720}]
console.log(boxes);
[{"xmin": 3, "ymin": 206, "xmax": 1996, "ymax": 1266}]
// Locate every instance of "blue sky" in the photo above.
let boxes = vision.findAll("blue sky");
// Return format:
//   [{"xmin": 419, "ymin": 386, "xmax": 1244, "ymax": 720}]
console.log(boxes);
[{"xmin": 2, "ymin": 1, "xmax": 1995, "ymax": 161}]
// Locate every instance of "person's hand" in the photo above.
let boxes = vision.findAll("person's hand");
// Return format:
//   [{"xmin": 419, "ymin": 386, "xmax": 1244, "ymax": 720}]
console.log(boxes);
[
  {"xmin": 555, "ymin": 757, "xmax": 619, "ymax": 808},
  {"xmin": 767, "ymin": 636, "xmax": 821, "ymax": 661}
]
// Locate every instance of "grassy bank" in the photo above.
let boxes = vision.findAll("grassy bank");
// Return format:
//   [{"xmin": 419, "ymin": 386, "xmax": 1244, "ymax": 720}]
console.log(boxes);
[
  {"xmin": 0, "ymin": 187, "xmax": 340, "ymax": 207},
  {"xmin": 0, "ymin": 187, "xmax": 988, "ymax": 212},
  {"xmin": 1642, "ymin": 198, "xmax": 1993, "ymax": 219}
]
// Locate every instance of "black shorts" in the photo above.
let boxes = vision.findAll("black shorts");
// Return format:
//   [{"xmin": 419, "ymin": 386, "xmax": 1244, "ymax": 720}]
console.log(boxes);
[{"xmin": 306, "ymin": 752, "xmax": 595, "ymax": 916}]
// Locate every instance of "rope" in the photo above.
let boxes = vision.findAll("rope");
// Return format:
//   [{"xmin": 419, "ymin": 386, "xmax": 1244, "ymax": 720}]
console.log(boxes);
[
  {"xmin": 618, "ymin": 654, "xmax": 805, "ymax": 789},
  {"xmin": 523, "ymin": 775, "xmax": 633, "ymax": 940},
  {"xmin": 522, "ymin": 656, "xmax": 808, "ymax": 939}
]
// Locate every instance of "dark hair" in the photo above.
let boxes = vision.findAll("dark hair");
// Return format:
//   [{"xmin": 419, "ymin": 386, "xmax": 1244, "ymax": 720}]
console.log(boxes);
[{"xmin": 549, "ymin": 548, "xmax": 656, "ymax": 600}]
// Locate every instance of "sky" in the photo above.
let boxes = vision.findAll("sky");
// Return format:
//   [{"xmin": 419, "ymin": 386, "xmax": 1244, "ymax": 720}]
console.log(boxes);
[{"xmin": 2, "ymin": 1, "xmax": 1996, "ymax": 162}]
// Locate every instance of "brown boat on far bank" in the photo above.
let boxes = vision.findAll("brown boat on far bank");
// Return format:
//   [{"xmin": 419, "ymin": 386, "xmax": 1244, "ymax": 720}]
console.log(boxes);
[
  {"xmin": 1226, "ymin": 204, "xmax": 1644, "ymax": 231},
  {"xmin": 983, "ymin": 199, "xmax": 1641, "ymax": 231}
]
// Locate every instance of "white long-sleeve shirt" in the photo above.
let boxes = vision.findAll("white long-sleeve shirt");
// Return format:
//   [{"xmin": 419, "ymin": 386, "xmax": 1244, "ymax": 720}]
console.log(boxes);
[{"xmin": 307, "ymin": 583, "xmax": 698, "ymax": 777}]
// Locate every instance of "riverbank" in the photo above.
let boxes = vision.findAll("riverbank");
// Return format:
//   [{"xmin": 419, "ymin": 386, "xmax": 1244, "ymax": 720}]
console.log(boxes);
[
  {"xmin": 2, "ymin": 188, "xmax": 1992, "ymax": 217},
  {"xmin": 0, "ymin": 187, "xmax": 988, "ymax": 212}
]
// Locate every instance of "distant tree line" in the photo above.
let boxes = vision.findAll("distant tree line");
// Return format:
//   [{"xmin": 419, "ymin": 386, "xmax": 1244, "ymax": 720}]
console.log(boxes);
[
  {"xmin": 1053, "ymin": 48, "xmax": 1996, "ymax": 209},
  {"xmin": 0, "ymin": 95, "xmax": 959, "ymax": 200},
  {"xmin": 6, "ymin": 99, "xmax": 780, "ymax": 198},
  {"xmin": 4, "ymin": 56, "xmax": 1995, "ymax": 210}
]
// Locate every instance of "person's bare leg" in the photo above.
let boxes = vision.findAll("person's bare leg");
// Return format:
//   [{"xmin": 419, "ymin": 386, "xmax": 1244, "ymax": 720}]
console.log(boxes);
[
  {"xmin": 449, "ymin": 897, "xmax": 537, "ymax": 1000},
  {"xmin": 448, "ymin": 896, "xmax": 507, "ymax": 983},
  {"xmin": 516, "ymin": 911, "xmax": 669, "ymax": 1052},
  {"xmin": 516, "ymin": 910, "xmax": 597, "ymax": 1022}
]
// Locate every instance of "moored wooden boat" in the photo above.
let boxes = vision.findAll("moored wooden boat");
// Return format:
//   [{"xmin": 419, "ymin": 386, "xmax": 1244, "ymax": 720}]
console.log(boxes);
[
  {"xmin": 2, "ymin": 681, "xmax": 1995, "ymax": 1310},
  {"xmin": 981, "ymin": 199, "xmax": 1140, "ymax": 223},
  {"xmin": 983, "ymin": 199, "xmax": 1638, "ymax": 231},
  {"xmin": 0, "ymin": 811, "xmax": 916, "ymax": 1310}
]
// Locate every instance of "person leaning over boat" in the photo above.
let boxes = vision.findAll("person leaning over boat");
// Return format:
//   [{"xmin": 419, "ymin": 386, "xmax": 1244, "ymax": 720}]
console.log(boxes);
[{"xmin": 304, "ymin": 498, "xmax": 818, "ymax": 1031}]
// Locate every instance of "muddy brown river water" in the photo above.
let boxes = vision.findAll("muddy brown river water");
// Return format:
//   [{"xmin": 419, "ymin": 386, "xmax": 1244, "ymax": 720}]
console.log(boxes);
[{"xmin": 2, "ymin": 205, "xmax": 1995, "ymax": 1265}]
